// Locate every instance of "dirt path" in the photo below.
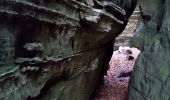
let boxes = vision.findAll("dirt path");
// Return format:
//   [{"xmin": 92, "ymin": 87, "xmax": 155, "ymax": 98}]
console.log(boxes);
[{"xmin": 91, "ymin": 48, "xmax": 140, "ymax": 100}]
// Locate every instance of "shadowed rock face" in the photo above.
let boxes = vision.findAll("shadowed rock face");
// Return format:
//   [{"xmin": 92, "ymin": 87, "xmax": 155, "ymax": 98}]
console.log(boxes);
[
  {"xmin": 129, "ymin": 0, "xmax": 170, "ymax": 99},
  {"xmin": 0, "ymin": 0, "xmax": 136, "ymax": 100}
]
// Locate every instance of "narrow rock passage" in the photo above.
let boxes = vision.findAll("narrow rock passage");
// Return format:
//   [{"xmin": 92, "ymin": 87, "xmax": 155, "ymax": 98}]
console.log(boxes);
[{"xmin": 91, "ymin": 48, "xmax": 140, "ymax": 100}]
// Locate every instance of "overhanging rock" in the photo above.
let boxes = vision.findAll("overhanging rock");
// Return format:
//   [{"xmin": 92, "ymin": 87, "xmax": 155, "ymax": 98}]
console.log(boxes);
[{"xmin": 0, "ymin": 0, "xmax": 135, "ymax": 100}]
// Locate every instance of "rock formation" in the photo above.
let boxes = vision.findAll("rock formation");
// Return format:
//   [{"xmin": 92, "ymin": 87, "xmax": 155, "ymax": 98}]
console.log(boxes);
[
  {"xmin": 114, "ymin": 6, "xmax": 140, "ymax": 50},
  {"xmin": 128, "ymin": 0, "xmax": 170, "ymax": 99},
  {"xmin": 0, "ymin": 0, "xmax": 136, "ymax": 100}
]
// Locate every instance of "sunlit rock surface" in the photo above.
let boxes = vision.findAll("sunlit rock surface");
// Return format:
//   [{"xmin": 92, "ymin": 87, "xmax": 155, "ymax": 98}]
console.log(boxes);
[
  {"xmin": 0, "ymin": 0, "xmax": 136, "ymax": 100},
  {"xmin": 114, "ymin": 6, "xmax": 140, "ymax": 50}
]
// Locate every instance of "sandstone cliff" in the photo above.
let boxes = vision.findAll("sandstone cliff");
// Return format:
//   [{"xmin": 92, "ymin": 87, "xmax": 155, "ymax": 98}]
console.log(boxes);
[
  {"xmin": 0, "ymin": 0, "xmax": 136, "ymax": 100},
  {"xmin": 128, "ymin": 0, "xmax": 170, "ymax": 99}
]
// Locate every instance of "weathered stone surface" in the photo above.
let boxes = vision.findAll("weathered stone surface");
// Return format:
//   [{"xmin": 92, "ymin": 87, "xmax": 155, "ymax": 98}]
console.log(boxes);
[
  {"xmin": 114, "ymin": 6, "xmax": 140, "ymax": 50},
  {"xmin": 0, "ymin": 0, "xmax": 136, "ymax": 100},
  {"xmin": 138, "ymin": 0, "xmax": 161, "ymax": 20},
  {"xmin": 128, "ymin": 0, "xmax": 170, "ymax": 99}
]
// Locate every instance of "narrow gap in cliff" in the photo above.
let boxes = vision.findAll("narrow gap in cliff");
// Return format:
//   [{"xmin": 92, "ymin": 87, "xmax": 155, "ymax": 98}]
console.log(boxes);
[{"xmin": 90, "ymin": 6, "xmax": 141, "ymax": 100}]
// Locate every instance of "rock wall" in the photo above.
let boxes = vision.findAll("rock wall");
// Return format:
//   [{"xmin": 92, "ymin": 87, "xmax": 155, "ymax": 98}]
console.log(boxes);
[
  {"xmin": 128, "ymin": 0, "xmax": 170, "ymax": 99},
  {"xmin": 0, "ymin": 0, "xmax": 136, "ymax": 100},
  {"xmin": 114, "ymin": 6, "xmax": 140, "ymax": 50}
]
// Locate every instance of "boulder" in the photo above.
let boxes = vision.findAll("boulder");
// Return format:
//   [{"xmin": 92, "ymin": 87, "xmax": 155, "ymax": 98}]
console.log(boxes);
[
  {"xmin": 128, "ymin": 0, "xmax": 170, "ymax": 99},
  {"xmin": 0, "ymin": 0, "xmax": 137, "ymax": 100}
]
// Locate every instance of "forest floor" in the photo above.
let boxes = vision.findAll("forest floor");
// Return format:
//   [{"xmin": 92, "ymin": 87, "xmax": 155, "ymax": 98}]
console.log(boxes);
[{"xmin": 90, "ymin": 48, "xmax": 140, "ymax": 100}]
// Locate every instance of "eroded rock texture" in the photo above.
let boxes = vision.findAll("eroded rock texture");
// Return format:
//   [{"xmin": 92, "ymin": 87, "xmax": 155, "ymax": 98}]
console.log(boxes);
[
  {"xmin": 129, "ymin": 0, "xmax": 170, "ymax": 99},
  {"xmin": 0, "ymin": 0, "xmax": 136, "ymax": 100}
]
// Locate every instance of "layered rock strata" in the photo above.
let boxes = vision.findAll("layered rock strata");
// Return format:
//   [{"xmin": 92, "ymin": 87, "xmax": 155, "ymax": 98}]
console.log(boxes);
[{"xmin": 0, "ymin": 0, "xmax": 136, "ymax": 100}]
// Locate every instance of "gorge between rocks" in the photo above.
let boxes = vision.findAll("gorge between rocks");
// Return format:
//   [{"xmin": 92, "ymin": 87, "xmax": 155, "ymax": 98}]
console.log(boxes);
[{"xmin": 0, "ymin": 0, "xmax": 169, "ymax": 100}]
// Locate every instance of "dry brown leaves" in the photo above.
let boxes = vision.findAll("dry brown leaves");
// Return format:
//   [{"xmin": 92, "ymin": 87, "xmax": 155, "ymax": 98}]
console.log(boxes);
[{"xmin": 91, "ymin": 48, "xmax": 140, "ymax": 100}]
